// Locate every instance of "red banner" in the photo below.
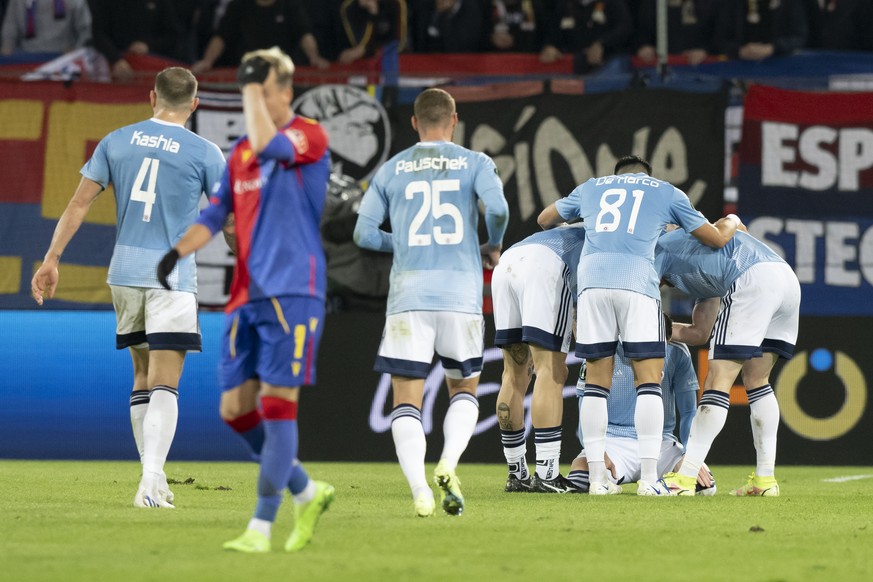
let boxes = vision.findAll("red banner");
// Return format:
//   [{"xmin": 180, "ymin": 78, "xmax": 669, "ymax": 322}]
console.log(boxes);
[{"xmin": 739, "ymin": 85, "xmax": 873, "ymax": 216}]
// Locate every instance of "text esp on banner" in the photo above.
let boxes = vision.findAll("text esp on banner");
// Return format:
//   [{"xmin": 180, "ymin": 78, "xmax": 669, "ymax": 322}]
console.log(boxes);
[{"xmin": 738, "ymin": 85, "xmax": 873, "ymax": 315}]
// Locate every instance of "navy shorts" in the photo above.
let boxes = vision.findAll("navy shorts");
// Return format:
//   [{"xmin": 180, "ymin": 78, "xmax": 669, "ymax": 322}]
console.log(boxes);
[{"xmin": 220, "ymin": 296, "xmax": 324, "ymax": 391}]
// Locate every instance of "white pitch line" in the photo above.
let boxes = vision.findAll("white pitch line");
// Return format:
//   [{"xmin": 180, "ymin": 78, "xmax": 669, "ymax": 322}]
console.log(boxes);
[{"xmin": 822, "ymin": 475, "xmax": 873, "ymax": 483}]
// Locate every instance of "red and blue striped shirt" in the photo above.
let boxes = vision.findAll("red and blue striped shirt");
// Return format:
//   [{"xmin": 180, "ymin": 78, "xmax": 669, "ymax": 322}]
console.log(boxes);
[{"xmin": 197, "ymin": 115, "xmax": 331, "ymax": 313}]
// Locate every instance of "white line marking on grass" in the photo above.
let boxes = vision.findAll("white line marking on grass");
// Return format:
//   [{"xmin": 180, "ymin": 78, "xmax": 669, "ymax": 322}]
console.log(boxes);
[{"xmin": 822, "ymin": 475, "xmax": 873, "ymax": 483}]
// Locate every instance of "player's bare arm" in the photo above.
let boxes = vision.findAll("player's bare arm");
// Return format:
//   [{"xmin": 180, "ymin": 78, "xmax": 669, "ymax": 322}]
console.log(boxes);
[
  {"xmin": 31, "ymin": 177, "xmax": 103, "ymax": 305},
  {"xmin": 689, "ymin": 213, "xmax": 740, "ymax": 249},
  {"xmin": 536, "ymin": 203, "xmax": 564, "ymax": 230},
  {"xmin": 222, "ymin": 213, "xmax": 237, "ymax": 255},
  {"xmin": 480, "ymin": 242, "xmax": 501, "ymax": 269},
  {"xmin": 671, "ymin": 297, "xmax": 720, "ymax": 346}
]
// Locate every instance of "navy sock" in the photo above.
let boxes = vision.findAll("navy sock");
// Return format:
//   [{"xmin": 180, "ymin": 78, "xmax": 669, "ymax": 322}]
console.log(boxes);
[{"xmin": 253, "ymin": 397, "xmax": 297, "ymax": 523}]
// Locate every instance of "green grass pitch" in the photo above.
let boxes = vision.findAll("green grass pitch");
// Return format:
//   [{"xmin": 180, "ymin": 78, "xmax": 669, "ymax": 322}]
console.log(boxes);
[{"xmin": 2, "ymin": 461, "xmax": 872, "ymax": 581}]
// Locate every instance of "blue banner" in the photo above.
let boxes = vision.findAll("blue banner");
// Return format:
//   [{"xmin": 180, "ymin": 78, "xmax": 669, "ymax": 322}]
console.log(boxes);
[{"xmin": 746, "ymin": 216, "xmax": 873, "ymax": 316}]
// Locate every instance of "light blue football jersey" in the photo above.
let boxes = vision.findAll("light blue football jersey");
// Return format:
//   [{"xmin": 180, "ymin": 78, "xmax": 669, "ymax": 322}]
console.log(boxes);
[
  {"xmin": 555, "ymin": 173, "xmax": 707, "ymax": 299},
  {"xmin": 357, "ymin": 141, "xmax": 508, "ymax": 315},
  {"xmin": 655, "ymin": 229, "xmax": 786, "ymax": 299},
  {"xmin": 81, "ymin": 118, "xmax": 226, "ymax": 292},
  {"xmin": 512, "ymin": 223, "xmax": 585, "ymax": 296},
  {"xmin": 576, "ymin": 342, "xmax": 699, "ymax": 441}
]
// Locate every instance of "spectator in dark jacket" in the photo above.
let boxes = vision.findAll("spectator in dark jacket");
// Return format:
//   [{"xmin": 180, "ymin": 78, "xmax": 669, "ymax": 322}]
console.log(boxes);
[
  {"xmin": 90, "ymin": 0, "xmax": 182, "ymax": 80},
  {"xmin": 813, "ymin": 0, "xmax": 873, "ymax": 52},
  {"xmin": 411, "ymin": 0, "xmax": 483, "ymax": 53},
  {"xmin": 541, "ymin": 0, "xmax": 634, "ymax": 72},
  {"xmin": 635, "ymin": 0, "xmax": 720, "ymax": 65},
  {"xmin": 714, "ymin": 0, "xmax": 808, "ymax": 60},
  {"xmin": 192, "ymin": 0, "xmax": 329, "ymax": 72},
  {"xmin": 334, "ymin": 0, "xmax": 407, "ymax": 64},
  {"xmin": 485, "ymin": 0, "xmax": 548, "ymax": 53},
  {"xmin": 175, "ymin": 0, "xmax": 220, "ymax": 64}
]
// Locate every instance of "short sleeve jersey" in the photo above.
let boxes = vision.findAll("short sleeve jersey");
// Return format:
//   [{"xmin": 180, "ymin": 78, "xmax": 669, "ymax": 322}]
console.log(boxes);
[
  {"xmin": 512, "ymin": 223, "xmax": 586, "ymax": 296},
  {"xmin": 655, "ymin": 229, "xmax": 786, "ymax": 299},
  {"xmin": 555, "ymin": 173, "xmax": 706, "ymax": 299},
  {"xmin": 357, "ymin": 141, "xmax": 506, "ymax": 315},
  {"xmin": 81, "ymin": 118, "xmax": 226, "ymax": 293}
]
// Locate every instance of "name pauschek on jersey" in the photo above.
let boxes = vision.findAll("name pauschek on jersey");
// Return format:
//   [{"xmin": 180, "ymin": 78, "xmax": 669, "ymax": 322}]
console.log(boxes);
[
  {"xmin": 595, "ymin": 175, "xmax": 660, "ymax": 188},
  {"xmin": 130, "ymin": 131, "xmax": 180, "ymax": 153},
  {"xmin": 395, "ymin": 156, "xmax": 468, "ymax": 174}
]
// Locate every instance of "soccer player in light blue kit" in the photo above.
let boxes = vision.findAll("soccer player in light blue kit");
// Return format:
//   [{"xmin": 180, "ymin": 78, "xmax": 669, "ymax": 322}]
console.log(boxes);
[
  {"xmin": 492, "ymin": 223, "xmax": 585, "ymax": 493},
  {"xmin": 354, "ymin": 88, "xmax": 509, "ymax": 517},
  {"xmin": 569, "ymin": 331, "xmax": 716, "ymax": 495},
  {"xmin": 656, "ymin": 227, "xmax": 800, "ymax": 496},
  {"xmin": 538, "ymin": 155, "xmax": 739, "ymax": 496},
  {"xmin": 31, "ymin": 67, "xmax": 226, "ymax": 508}
]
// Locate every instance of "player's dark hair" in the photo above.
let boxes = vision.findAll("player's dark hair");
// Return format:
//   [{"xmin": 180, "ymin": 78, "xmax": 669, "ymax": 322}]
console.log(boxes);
[
  {"xmin": 614, "ymin": 155, "xmax": 652, "ymax": 176},
  {"xmin": 663, "ymin": 312, "xmax": 673, "ymax": 342},
  {"xmin": 154, "ymin": 67, "xmax": 197, "ymax": 108},
  {"xmin": 414, "ymin": 88, "xmax": 456, "ymax": 129}
]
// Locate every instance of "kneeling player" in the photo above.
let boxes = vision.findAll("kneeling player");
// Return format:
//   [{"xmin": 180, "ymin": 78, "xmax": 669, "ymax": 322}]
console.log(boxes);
[{"xmin": 569, "ymin": 327, "xmax": 716, "ymax": 495}]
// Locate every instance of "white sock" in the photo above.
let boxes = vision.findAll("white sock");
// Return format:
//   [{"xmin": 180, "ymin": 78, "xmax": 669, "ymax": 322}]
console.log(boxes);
[
  {"xmin": 390, "ymin": 405, "xmax": 429, "ymax": 496},
  {"xmin": 247, "ymin": 517, "xmax": 272, "ymax": 539},
  {"xmin": 142, "ymin": 386, "xmax": 179, "ymax": 476},
  {"xmin": 500, "ymin": 428, "xmax": 529, "ymax": 479},
  {"xmin": 748, "ymin": 386, "xmax": 779, "ymax": 477},
  {"xmin": 129, "ymin": 390, "xmax": 150, "ymax": 463},
  {"xmin": 634, "ymin": 390, "xmax": 664, "ymax": 483},
  {"xmin": 580, "ymin": 388, "xmax": 609, "ymax": 484},
  {"xmin": 293, "ymin": 479, "xmax": 316, "ymax": 505},
  {"xmin": 534, "ymin": 426, "xmax": 562, "ymax": 480},
  {"xmin": 503, "ymin": 444, "xmax": 529, "ymax": 479},
  {"xmin": 439, "ymin": 393, "xmax": 479, "ymax": 471},
  {"xmin": 680, "ymin": 390, "xmax": 730, "ymax": 479}
]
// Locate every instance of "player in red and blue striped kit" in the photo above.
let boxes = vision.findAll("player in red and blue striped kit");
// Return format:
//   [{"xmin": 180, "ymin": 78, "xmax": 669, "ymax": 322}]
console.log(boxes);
[{"xmin": 158, "ymin": 47, "xmax": 334, "ymax": 553}]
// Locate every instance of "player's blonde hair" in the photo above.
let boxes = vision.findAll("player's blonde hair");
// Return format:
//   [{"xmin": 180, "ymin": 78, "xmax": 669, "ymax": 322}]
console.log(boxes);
[
  {"xmin": 413, "ymin": 88, "xmax": 456, "ymax": 129},
  {"xmin": 154, "ymin": 67, "xmax": 198, "ymax": 108},
  {"xmin": 241, "ymin": 46, "xmax": 295, "ymax": 87}
]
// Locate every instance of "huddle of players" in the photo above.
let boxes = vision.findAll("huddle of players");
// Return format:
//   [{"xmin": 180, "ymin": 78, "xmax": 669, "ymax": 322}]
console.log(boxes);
[{"xmin": 493, "ymin": 156, "xmax": 799, "ymax": 497}]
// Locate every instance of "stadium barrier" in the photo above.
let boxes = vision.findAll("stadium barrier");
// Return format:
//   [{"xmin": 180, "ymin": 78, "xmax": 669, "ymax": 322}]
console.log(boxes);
[{"xmin": 1, "ymin": 310, "xmax": 869, "ymax": 465}]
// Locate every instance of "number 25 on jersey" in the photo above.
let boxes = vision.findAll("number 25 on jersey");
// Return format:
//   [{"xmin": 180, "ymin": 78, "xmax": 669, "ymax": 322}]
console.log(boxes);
[{"xmin": 405, "ymin": 179, "xmax": 464, "ymax": 247}]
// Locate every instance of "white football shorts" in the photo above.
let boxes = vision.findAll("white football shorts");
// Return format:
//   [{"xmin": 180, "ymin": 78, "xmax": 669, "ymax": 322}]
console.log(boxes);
[
  {"xmin": 492, "ymin": 243, "xmax": 574, "ymax": 353},
  {"xmin": 575, "ymin": 288, "xmax": 665, "ymax": 359},
  {"xmin": 575, "ymin": 437, "xmax": 684, "ymax": 485},
  {"xmin": 374, "ymin": 311, "xmax": 484, "ymax": 379},
  {"xmin": 111, "ymin": 285, "xmax": 201, "ymax": 351},
  {"xmin": 710, "ymin": 262, "xmax": 800, "ymax": 360}
]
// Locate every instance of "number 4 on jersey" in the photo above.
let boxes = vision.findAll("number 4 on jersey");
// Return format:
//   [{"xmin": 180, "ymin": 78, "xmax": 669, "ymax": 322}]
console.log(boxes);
[{"xmin": 131, "ymin": 157, "xmax": 160, "ymax": 222}]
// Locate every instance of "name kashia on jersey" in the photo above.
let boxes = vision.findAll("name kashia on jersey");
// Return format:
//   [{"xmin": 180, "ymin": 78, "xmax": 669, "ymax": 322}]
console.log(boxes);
[{"xmin": 130, "ymin": 131, "xmax": 181, "ymax": 153}]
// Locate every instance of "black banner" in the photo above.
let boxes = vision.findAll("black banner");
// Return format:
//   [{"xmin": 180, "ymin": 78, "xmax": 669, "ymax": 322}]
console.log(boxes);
[
  {"xmin": 708, "ymin": 316, "xmax": 872, "ymax": 466},
  {"xmin": 300, "ymin": 311, "xmax": 585, "ymax": 463},
  {"xmin": 305, "ymin": 313, "xmax": 870, "ymax": 466},
  {"xmin": 390, "ymin": 87, "xmax": 727, "ymax": 247}
]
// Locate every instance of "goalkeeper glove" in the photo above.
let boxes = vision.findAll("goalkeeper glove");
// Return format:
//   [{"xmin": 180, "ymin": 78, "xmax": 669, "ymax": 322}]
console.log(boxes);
[
  {"xmin": 237, "ymin": 56, "xmax": 271, "ymax": 86},
  {"xmin": 156, "ymin": 249, "xmax": 180, "ymax": 290}
]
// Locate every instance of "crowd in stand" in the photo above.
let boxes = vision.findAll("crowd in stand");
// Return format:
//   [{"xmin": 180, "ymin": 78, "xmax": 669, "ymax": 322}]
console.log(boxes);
[{"xmin": 1, "ymin": 0, "xmax": 872, "ymax": 79}]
